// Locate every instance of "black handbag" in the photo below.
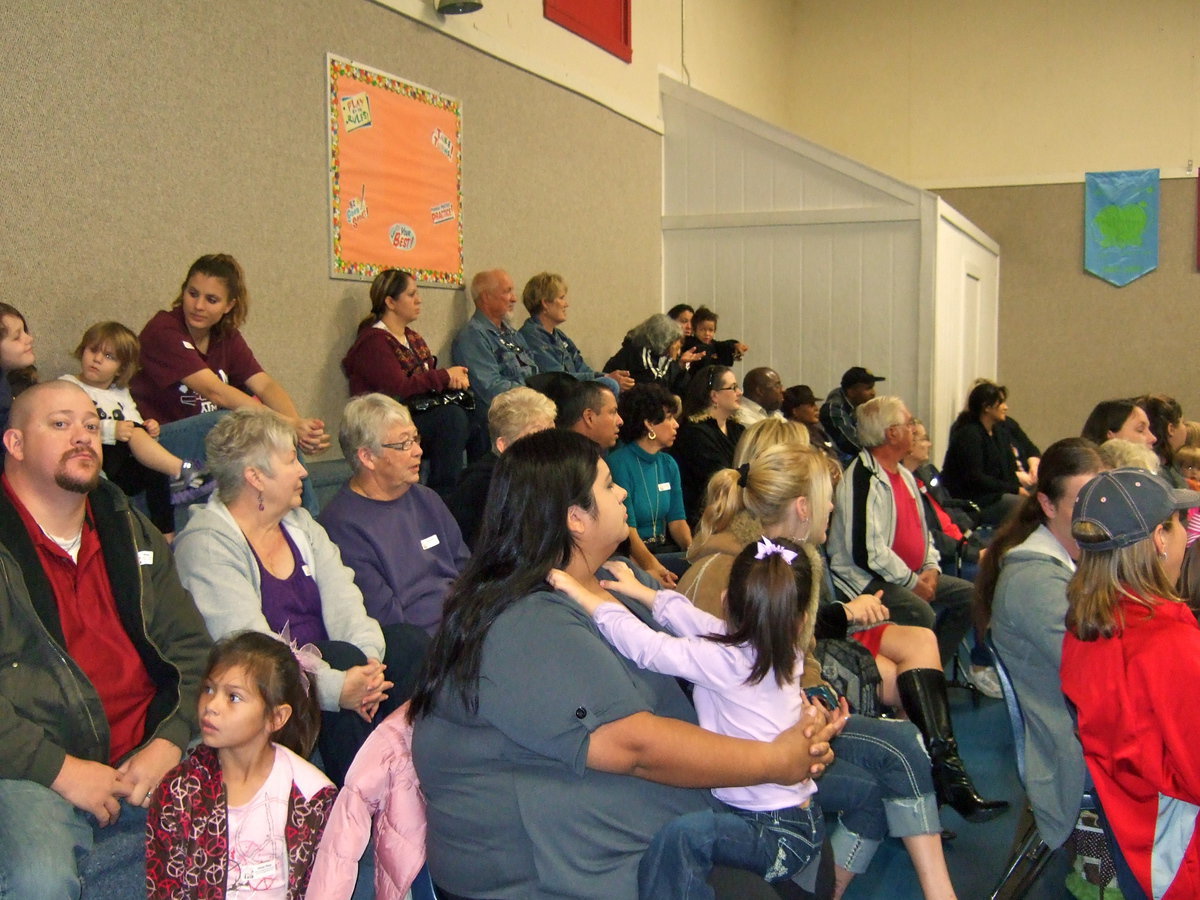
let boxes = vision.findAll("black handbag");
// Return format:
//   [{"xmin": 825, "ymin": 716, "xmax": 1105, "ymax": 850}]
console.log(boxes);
[{"xmin": 405, "ymin": 389, "xmax": 475, "ymax": 413}]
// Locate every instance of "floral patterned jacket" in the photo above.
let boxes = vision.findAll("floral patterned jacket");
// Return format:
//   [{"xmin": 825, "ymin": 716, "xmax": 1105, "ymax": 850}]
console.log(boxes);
[{"xmin": 146, "ymin": 743, "xmax": 337, "ymax": 899}]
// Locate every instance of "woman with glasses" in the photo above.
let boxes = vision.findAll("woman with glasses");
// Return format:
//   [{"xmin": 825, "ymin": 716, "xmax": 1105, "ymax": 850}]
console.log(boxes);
[
  {"xmin": 342, "ymin": 268, "xmax": 472, "ymax": 496},
  {"xmin": 174, "ymin": 407, "xmax": 425, "ymax": 785},
  {"xmin": 318, "ymin": 394, "xmax": 469, "ymax": 635},
  {"xmin": 669, "ymin": 365, "xmax": 745, "ymax": 527}
]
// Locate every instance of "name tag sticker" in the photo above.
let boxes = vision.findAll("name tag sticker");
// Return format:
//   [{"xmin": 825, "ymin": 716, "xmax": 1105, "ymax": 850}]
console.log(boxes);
[
  {"xmin": 137, "ymin": 551, "xmax": 154, "ymax": 566},
  {"xmin": 302, "ymin": 564, "xmax": 313, "ymax": 578},
  {"xmin": 420, "ymin": 534, "xmax": 441, "ymax": 550},
  {"xmin": 241, "ymin": 860, "xmax": 277, "ymax": 882},
  {"xmin": 658, "ymin": 482, "xmax": 671, "ymax": 492}
]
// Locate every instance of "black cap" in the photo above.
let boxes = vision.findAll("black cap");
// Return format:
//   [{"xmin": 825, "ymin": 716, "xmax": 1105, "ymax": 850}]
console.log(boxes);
[
  {"xmin": 841, "ymin": 367, "xmax": 886, "ymax": 390},
  {"xmin": 790, "ymin": 385, "xmax": 818, "ymax": 405}
]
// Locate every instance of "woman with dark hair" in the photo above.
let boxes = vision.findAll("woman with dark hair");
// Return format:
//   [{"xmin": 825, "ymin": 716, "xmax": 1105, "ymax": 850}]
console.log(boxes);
[
  {"xmin": 408, "ymin": 429, "xmax": 843, "ymax": 899},
  {"xmin": 341, "ymin": 268, "xmax": 471, "ymax": 495},
  {"xmin": 1062, "ymin": 468, "xmax": 1200, "ymax": 899},
  {"xmin": 976, "ymin": 438, "xmax": 1106, "ymax": 852},
  {"xmin": 941, "ymin": 381, "xmax": 1041, "ymax": 526},
  {"xmin": 1081, "ymin": 398, "xmax": 1155, "ymax": 448},
  {"xmin": 667, "ymin": 303, "xmax": 695, "ymax": 337},
  {"xmin": 131, "ymin": 254, "xmax": 330, "ymax": 464},
  {"xmin": 609, "ymin": 383, "xmax": 691, "ymax": 578},
  {"xmin": 1137, "ymin": 393, "xmax": 1186, "ymax": 487},
  {"xmin": 670, "ymin": 365, "xmax": 746, "ymax": 526}
]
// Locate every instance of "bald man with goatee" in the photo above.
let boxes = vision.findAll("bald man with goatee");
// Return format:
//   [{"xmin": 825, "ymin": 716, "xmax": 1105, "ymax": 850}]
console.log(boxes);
[{"xmin": 0, "ymin": 381, "xmax": 210, "ymax": 896}]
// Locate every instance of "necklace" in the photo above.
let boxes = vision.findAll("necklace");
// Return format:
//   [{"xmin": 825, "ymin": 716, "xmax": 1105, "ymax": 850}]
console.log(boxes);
[{"xmin": 635, "ymin": 449, "xmax": 663, "ymax": 542}]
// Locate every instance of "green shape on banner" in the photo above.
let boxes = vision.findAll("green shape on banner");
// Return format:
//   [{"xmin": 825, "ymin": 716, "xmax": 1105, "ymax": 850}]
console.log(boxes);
[{"xmin": 1094, "ymin": 202, "xmax": 1148, "ymax": 249}]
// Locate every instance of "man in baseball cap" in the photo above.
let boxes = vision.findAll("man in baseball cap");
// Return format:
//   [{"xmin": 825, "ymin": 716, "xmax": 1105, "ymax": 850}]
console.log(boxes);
[{"xmin": 820, "ymin": 366, "xmax": 886, "ymax": 460}]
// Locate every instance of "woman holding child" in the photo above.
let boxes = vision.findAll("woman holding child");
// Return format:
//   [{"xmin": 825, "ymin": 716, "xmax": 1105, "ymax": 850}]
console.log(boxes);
[{"xmin": 409, "ymin": 429, "xmax": 845, "ymax": 899}]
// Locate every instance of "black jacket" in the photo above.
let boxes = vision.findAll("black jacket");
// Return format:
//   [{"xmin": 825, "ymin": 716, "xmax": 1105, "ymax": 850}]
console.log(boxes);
[{"xmin": 0, "ymin": 478, "xmax": 211, "ymax": 786}]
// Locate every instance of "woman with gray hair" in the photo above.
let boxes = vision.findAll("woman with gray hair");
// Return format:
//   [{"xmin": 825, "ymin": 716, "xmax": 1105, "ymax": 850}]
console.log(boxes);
[
  {"xmin": 174, "ymin": 406, "xmax": 411, "ymax": 785},
  {"xmin": 446, "ymin": 385, "xmax": 556, "ymax": 548},
  {"xmin": 603, "ymin": 313, "xmax": 695, "ymax": 393},
  {"xmin": 319, "ymin": 393, "xmax": 468, "ymax": 634}
]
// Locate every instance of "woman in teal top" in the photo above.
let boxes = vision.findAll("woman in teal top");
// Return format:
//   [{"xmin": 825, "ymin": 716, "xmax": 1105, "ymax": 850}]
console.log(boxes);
[{"xmin": 608, "ymin": 383, "xmax": 691, "ymax": 576}]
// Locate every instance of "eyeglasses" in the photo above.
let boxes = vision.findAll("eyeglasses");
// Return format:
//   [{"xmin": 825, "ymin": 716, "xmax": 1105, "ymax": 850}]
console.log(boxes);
[
  {"xmin": 714, "ymin": 383, "xmax": 741, "ymax": 393},
  {"xmin": 380, "ymin": 435, "xmax": 421, "ymax": 452}
]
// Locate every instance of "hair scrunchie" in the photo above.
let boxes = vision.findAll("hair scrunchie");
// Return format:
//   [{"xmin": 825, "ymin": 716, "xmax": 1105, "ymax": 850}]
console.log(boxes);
[{"xmin": 736, "ymin": 462, "xmax": 750, "ymax": 488}]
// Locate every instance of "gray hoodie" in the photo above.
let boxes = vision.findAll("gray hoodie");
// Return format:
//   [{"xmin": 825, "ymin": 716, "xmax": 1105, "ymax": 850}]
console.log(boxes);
[{"xmin": 990, "ymin": 524, "xmax": 1085, "ymax": 849}]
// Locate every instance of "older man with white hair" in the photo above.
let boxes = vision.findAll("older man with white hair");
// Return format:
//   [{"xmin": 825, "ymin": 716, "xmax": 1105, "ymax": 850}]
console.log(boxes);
[
  {"xmin": 827, "ymin": 395, "xmax": 973, "ymax": 663},
  {"xmin": 827, "ymin": 393, "xmax": 1007, "ymax": 823}
]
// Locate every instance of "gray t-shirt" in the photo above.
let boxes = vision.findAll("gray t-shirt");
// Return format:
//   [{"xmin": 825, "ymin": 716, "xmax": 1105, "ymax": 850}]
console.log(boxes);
[{"xmin": 412, "ymin": 566, "xmax": 710, "ymax": 899}]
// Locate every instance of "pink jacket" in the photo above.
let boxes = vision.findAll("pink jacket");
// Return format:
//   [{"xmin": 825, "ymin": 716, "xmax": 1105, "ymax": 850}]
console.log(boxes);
[{"xmin": 307, "ymin": 703, "xmax": 427, "ymax": 900}]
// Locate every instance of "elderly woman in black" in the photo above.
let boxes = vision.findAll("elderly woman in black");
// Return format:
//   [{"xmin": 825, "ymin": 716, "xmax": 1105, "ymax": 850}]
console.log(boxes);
[{"xmin": 605, "ymin": 313, "xmax": 698, "ymax": 393}]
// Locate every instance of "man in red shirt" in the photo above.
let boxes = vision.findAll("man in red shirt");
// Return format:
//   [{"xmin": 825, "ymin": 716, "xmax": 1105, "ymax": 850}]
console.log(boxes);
[
  {"xmin": 827, "ymin": 395, "xmax": 1006, "ymax": 823},
  {"xmin": 0, "ymin": 381, "xmax": 211, "ymax": 896}
]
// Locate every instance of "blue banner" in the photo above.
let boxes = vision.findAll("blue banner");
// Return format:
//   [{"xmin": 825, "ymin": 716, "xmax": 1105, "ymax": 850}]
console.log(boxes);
[{"xmin": 1085, "ymin": 169, "xmax": 1159, "ymax": 287}]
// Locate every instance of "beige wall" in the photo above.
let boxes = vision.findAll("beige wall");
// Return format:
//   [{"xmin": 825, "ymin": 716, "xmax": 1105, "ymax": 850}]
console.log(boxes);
[
  {"xmin": 791, "ymin": 0, "xmax": 1200, "ymax": 188},
  {"xmin": 374, "ymin": 0, "xmax": 801, "ymax": 134},
  {"xmin": 938, "ymin": 179, "xmax": 1200, "ymax": 450},
  {"xmin": 2, "ymin": 0, "xmax": 663, "ymax": 453}
]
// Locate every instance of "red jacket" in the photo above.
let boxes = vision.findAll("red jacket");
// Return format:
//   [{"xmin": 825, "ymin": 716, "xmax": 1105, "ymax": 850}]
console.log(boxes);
[
  {"xmin": 1062, "ymin": 596, "xmax": 1200, "ymax": 900},
  {"xmin": 146, "ymin": 743, "xmax": 336, "ymax": 899}
]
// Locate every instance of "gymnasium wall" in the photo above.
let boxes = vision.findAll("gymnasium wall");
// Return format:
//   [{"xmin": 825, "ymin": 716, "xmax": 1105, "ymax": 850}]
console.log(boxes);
[{"xmin": 1, "ymin": 0, "xmax": 663, "ymax": 449}]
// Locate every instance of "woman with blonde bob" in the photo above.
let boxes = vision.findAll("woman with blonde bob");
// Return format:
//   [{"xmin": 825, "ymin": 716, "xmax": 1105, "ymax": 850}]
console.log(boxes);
[
  {"xmin": 1062, "ymin": 468, "xmax": 1200, "ymax": 900},
  {"xmin": 680, "ymin": 432, "xmax": 963, "ymax": 899}
]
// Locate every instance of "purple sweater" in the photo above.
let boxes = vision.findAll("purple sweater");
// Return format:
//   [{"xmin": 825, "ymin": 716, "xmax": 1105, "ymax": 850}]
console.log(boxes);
[
  {"xmin": 318, "ymin": 483, "xmax": 469, "ymax": 633},
  {"xmin": 593, "ymin": 591, "xmax": 815, "ymax": 813}
]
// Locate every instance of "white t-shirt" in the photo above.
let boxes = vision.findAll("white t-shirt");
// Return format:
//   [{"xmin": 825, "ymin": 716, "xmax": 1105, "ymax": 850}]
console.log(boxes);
[
  {"xmin": 225, "ymin": 744, "xmax": 332, "ymax": 898},
  {"xmin": 58, "ymin": 374, "xmax": 143, "ymax": 445}
]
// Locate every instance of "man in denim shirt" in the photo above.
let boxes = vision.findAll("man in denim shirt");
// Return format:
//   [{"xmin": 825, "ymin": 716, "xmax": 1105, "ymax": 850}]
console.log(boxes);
[{"xmin": 452, "ymin": 270, "xmax": 540, "ymax": 455}]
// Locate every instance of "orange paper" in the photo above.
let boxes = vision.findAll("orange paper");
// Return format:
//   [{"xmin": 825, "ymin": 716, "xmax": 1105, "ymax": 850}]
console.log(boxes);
[{"xmin": 328, "ymin": 55, "xmax": 463, "ymax": 285}]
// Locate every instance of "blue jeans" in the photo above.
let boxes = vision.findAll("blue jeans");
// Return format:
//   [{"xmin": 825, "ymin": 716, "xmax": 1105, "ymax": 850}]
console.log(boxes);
[
  {"xmin": 818, "ymin": 715, "xmax": 939, "ymax": 875},
  {"xmin": 159, "ymin": 410, "xmax": 319, "ymax": 525},
  {"xmin": 638, "ymin": 802, "xmax": 823, "ymax": 900},
  {"xmin": 0, "ymin": 779, "xmax": 147, "ymax": 899}
]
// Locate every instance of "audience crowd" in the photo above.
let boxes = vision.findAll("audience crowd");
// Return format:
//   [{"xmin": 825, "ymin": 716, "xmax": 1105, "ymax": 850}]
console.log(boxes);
[{"xmin": 1, "ymin": 258, "xmax": 1196, "ymax": 899}]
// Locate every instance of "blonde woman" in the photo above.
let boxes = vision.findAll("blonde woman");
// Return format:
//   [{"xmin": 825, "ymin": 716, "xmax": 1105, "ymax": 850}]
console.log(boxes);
[
  {"xmin": 1062, "ymin": 468, "xmax": 1200, "ymax": 899},
  {"xmin": 679, "ymin": 438, "xmax": 967, "ymax": 899}
]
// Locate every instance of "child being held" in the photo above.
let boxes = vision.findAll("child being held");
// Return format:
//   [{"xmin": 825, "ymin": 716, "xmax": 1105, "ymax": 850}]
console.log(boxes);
[
  {"xmin": 147, "ymin": 630, "xmax": 337, "ymax": 899},
  {"xmin": 679, "ymin": 305, "xmax": 748, "ymax": 369},
  {"xmin": 60, "ymin": 322, "xmax": 212, "ymax": 535},
  {"xmin": 549, "ymin": 538, "xmax": 844, "ymax": 900}
]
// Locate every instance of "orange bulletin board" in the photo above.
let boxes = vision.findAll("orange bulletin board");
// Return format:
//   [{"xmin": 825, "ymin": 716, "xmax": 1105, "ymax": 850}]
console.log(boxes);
[{"xmin": 327, "ymin": 54, "xmax": 463, "ymax": 285}]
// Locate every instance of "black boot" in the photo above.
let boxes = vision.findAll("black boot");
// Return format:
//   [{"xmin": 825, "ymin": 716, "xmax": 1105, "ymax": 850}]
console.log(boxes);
[{"xmin": 897, "ymin": 667, "xmax": 1009, "ymax": 823}]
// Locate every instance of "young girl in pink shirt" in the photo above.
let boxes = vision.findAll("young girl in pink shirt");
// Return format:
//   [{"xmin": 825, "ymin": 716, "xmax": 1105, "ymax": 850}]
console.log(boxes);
[{"xmin": 551, "ymin": 538, "xmax": 844, "ymax": 900}]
